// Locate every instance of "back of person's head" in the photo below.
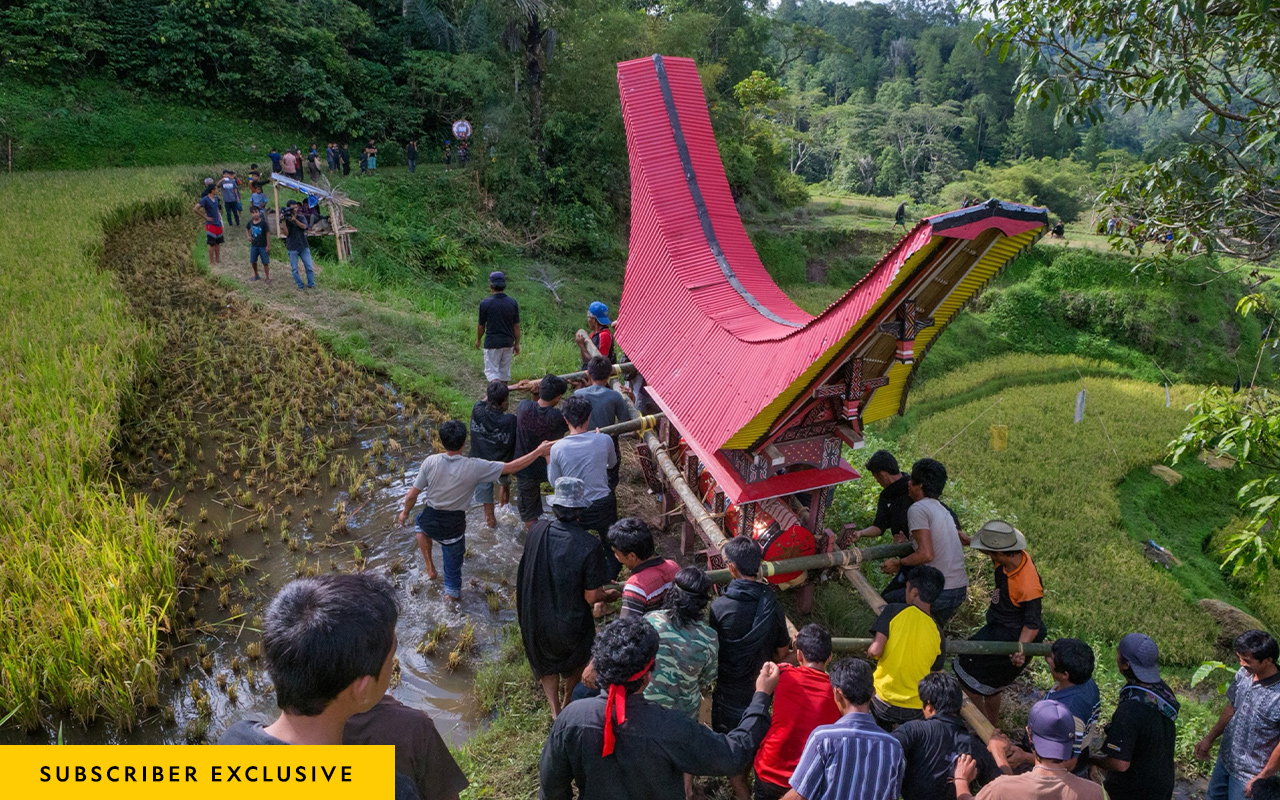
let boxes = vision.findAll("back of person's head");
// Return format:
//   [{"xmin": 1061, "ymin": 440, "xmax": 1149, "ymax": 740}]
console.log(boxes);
[
  {"xmin": 486, "ymin": 380, "xmax": 509, "ymax": 408},
  {"xmin": 865, "ymin": 450, "xmax": 899, "ymax": 476},
  {"xmin": 910, "ymin": 458, "xmax": 947, "ymax": 498},
  {"xmin": 1050, "ymin": 638, "xmax": 1096, "ymax": 685},
  {"xmin": 203, "ymin": 183, "xmax": 217, "ymax": 197},
  {"xmin": 794, "ymin": 624, "xmax": 833, "ymax": 664},
  {"xmin": 539, "ymin": 374, "xmax": 567, "ymax": 402},
  {"xmin": 907, "ymin": 565, "xmax": 944, "ymax": 605},
  {"xmin": 723, "ymin": 536, "xmax": 763, "ymax": 577},
  {"xmin": 607, "ymin": 517, "xmax": 655, "ymax": 560},
  {"xmin": 561, "ymin": 396, "xmax": 592, "ymax": 428},
  {"xmin": 917, "ymin": 672, "xmax": 963, "ymax": 715},
  {"xmin": 587, "ymin": 355, "xmax": 613, "ymax": 382},
  {"xmin": 553, "ymin": 505, "xmax": 581, "ymax": 524},
  {"xmin": 263, "ymin": 574, "xmax": 398, "ymax": 716},
  {"xmin": 666, "ymin": 566, "xmax": 712, "ymax": 628},
  {"xmin": 1235, "ymin": 630, "xmax": 1280, "ymax": 664},
  {"xmin": 438, "ymin": 420, "xmax": 466, "ymax": 451},
  {"xmin": 592, "ymin": 616, "xmax": 659, "ymax": 695},
  {"xmin": 829, "ymin": 657, "xmax": 874, "ymax": 706}
]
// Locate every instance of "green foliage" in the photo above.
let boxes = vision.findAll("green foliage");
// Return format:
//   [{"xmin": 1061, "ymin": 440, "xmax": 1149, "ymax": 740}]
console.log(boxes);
[{"xmin": 941, "ymin": 158, "xmax": 1093, "ymax": 222}]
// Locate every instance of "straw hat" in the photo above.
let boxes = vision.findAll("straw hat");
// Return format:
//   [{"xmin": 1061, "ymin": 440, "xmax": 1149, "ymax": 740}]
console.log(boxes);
[{"xmin": 969, "ymin": 519, "xmax": 1027, "ymax": 552}]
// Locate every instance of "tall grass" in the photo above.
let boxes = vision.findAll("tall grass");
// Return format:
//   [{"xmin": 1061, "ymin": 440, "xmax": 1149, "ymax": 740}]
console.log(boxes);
[{"xmin": 0, "ymin": 167, "xmax": 192, "ymax": 728}]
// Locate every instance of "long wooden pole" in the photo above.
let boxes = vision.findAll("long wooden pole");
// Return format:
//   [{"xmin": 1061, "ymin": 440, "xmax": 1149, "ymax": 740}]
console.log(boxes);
[
  {"xmin": 515, "ymin": 361, "xmax": 637, "ymax": 387},
  {"xmin": 578, "ymin": 330, "xmax": 728, "ymax": 550},
  {"xmin": 595, "ymin": 414, "xmax": 664, "ymax": 438},
  {"xmin": 702, "ymin": 543, "xmax": 913, "ymax": 583},
  {"xmin": 831, "ymin": 637, "xmax": 1050, "ymax": 657}
]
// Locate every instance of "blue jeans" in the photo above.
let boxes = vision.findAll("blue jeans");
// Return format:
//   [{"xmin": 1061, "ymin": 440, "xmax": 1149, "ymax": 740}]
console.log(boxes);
[
  {"xmin": 288, "ymin": 247, "xmax": 314, "ymax": 288},
  {"xmin": 1209, "ymin": 758, "xmax": 1247, "ymax": 800},
  {"xmin": 407, "ymin": 157, "xmax": 416, "ymax": 173},
  {"xmin": 439, "ymin": 537, "xmax": 465, "ymax": 599},
  {"xmin": 249, "ymin": 245, "xmax": 270, "ymax": 265}
]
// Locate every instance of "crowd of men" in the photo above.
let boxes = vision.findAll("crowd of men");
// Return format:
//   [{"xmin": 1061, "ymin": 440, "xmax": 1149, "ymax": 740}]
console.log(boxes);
[{"xmin": 211, "ymin": 269, "xmax": 1280, "ymax": 800}]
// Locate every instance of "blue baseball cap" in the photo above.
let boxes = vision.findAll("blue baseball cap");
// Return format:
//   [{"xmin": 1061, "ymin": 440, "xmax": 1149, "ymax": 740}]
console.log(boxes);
[
  {"xmin": 588, "ymin": 301, "xmax": 611, "ymax": 326},
  {"xmin": 1027, "ymin": 700, "xmax": 1076, "ymax": 761},
  {"xmin": 489, "ymin": 271, "xmax": 506, "ymax": 288}
]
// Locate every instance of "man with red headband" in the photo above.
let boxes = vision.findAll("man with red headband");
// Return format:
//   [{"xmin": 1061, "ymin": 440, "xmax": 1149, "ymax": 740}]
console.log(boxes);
[{"xmin": 539, "ymin": 616, "xmax": 782, "ymax": 800}]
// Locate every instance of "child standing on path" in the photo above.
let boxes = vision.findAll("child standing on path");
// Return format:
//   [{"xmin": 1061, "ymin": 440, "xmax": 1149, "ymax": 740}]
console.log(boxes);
[{"xmin": 245, "ymin": 207, "xmax": 271, "ymax": 282}]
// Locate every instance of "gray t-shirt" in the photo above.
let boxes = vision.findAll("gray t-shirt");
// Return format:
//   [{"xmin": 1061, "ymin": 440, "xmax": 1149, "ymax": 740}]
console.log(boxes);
[
  {"xmin": 220, "ymin": 176, "xmax": 239, "ymax": 203},
  {"xmin": 1223, "ymin": 668, "xmax": 1280, "ymax": 780},
  {"xmin": 218, "ymin": 719, "xmax": 285, "ymax": 744},
  {"xmin": 412, "ymin": 453, "xmax": 503, "ymax": 511},
  {"xmin": 547, "ymin": 432, "xmax": 617, "ymax": 504},
  {"xmin": 906, "ymin": 497, "xmax": 968, "ymax": 590},
  {"xmin": 574, "ymin": 384, "xmax": 629, "ymax": 430}
]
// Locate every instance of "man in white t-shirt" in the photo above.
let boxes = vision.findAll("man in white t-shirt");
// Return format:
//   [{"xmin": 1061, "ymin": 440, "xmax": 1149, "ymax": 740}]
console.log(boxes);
[
  {"xmin": 879, "ymin": 457, "xmax": 969, "ymax": 625},
  {"xmin": 547, "ymin": 396, "xmax": 619, "ymax": 579},
  {"xmin": 398, "ymin": 420, "xmax": 551, "ymax": 600}
]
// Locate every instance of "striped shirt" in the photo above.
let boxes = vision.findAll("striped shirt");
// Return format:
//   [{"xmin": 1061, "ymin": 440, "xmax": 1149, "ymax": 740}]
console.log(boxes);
[
  {"xmin": 790, "ymin": 712, "xmax": 904, "ymax": 800},
  {"xmin": 620, "ymin": 557, "xmax": 679, "ymax": 616}
]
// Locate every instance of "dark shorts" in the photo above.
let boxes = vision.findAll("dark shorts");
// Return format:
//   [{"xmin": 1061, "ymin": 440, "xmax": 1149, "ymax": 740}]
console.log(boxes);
[
  {"xmin": 870, "ymin": 694, "xmax": 923, "ymax": 732},
  {"xmin": 954, "ymin": 622, "xmax": 1046, "ymax": 696},
  {"xmin": 517, "ymin": 476, "xmax": 543, "ymax": 523},
  {"xmin": 752, "ymin": 776, "xmax": 790, "ymax": 800}
]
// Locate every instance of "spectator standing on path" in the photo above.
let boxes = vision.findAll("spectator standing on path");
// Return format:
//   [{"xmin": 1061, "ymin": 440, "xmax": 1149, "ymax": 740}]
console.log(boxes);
[
  {"xmin": 712, "ymin": 536, "xmax": 792, "ymax": 800},
  {"xmin": 575, "ymin": 355, "xmax": 629, "ymax": 490},
  {"xmin": 867, "ymin": 565, "xmax": 945, "ymax": 732},
  {"xmin": 476, "ymin": 271, "xmax": 520, "ymax": 382},
  {"xmin": 269, "ymin": 147, "xmax": 283, "ymax": 174},
  {"xmin": 282, "ymin": 200, "xmax": 316, "ymax": 289},
  {"xmin": 244, "ymin": 206, "xmax": 271, "ymax": 283},
  {"xmin": 894, "ymin": 673, "xmax": 1005, "ymax": 800},
  {"xmin": 1090, "ymin": 633, "xmax": 1180, "ymax": 800},
  {"xmin": 469, "ymin": 380, "xmax": 517, "ymax": 529},
  {"xmin": 339, "ymin": 143, "xmax": 351, "ymax": 176},
  {"xmin": 754, "ymin": 624, "xmax": 841, "ymax": 800},
  {"xmin": 406, "ymin": 140, "xmax": 418, "ymax": 173},
  {"xmin": 194, "ymin": 183, "xmax": 224, "ymax": 265},
  {"xmin": 845, "ymin": 449, "xmax": 912, "ymax": 546},
  {"xmin": 518, "ymin": 477, "xmax": 620, "ymax": 717},
  {"xmin": 216, "ymin": 574, "xmax": 421, "ymax": 799},
  {"xmin": 539, "ymin": 615, "xmax": 780, "ymax": 800},
  {"xmin": 576, "ymin": 301, "xmax": 616, "ymax": 368},
  {"xmin": 954, "ymin": 520, "xmax": 1046, "ymax": 725},
  {"xmin": 548, "ymin": 397, "xmax": 618, "ymax": 573},
  {"xmin": 326, "ymin": 142, "xmax": 338, "ymax": 172},
  {"xmin": 397, "ymin": 420, "xmax": 550, "ymax": 601},
  {"xmin": 307, "ymin": 148, "xmax": 322, "ymax": 181},
  {"xmin": 1197, "ymin": 630, "xmax": 1280, "ymax": 800},
  {"xmin": 954, "ymin": 700, "xmax": 1103, "ymax": 800},
  {"xmin": 343, "ymin": 694, "xmax": 469, "ymax": 800},
  {"xmin": 783, "ymin": 657, "xmax": 905, "ymax": 800},
  {"xmin": 610, "ymin": 518, "xmax": 679, "ymax": 617},
  {"xmin": 364, "ymin": 141, "xmax": 378, "ymax": 175},
  {"xmin": 282, "ymin": 148, "xmax": 300, "ymax": 180},
  {"xmin": 220, "ymin": 170, "xmax": 242, "ymax": 226},
  {"xmin": 880, "ymin": 458, "xmax": 969, "ymax": 625},
  {"xmin": 895, "ymin": 201, "xmax": 908, "ymax": 229},
  {"xmin": 513, "ymin": 374, "xmax": 568, "ymax": 529}
]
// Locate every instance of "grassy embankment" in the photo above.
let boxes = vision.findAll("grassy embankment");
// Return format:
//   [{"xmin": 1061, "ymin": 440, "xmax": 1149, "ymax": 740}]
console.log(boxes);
[{"xmin": 0, "ymin": 167, "xmax": 195, "ymax": 729}]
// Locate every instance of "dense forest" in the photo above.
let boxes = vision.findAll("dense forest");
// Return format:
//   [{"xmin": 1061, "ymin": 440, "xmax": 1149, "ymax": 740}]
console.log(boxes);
[{"xmin": 0, "ymin": 0, "xmax": 1204, "ymax": 252}]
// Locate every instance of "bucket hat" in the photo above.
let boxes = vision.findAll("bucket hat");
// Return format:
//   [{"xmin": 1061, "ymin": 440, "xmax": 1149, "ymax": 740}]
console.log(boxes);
[{"xmin": 969, "ymin": 519, "xmax": 1027, "ymax": 552}]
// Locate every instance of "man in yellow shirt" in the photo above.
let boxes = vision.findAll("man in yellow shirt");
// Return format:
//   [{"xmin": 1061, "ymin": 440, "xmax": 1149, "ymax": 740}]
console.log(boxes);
[{"xmin": 867, "ymin": 565, "xmax": 945, "ymax": 731}]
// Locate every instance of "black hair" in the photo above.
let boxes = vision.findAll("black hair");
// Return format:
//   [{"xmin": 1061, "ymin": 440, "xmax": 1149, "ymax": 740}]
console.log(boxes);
[
  {"xmin": 587, "ymin": 355, "xmax": 613, "ymax": 382},
  {"xmin": 250, "ymin": 206, "xmax": 262, "ymax": 215},
  {"xmin": 250, "ymin": 163, "xmax": 259, "ymax": 170},
  {"xmin": 553, "ymin": 505, "xmax": 582, "ymax": 524},
  {"xmin": 607, "ymin": 517, "xmax": 655, "ymax": 559},
  {"xmin": 865, "ymin": 450, "xmax": 900, "ymax": 475},
  {"xmin": 1050, "ymin": 638, "xmax": 1096, "ymax": 685},
  {"xmin": 829, "ymin": 657, "xmax": 874, "ymax": 706},
  {"xmin": 1235, "ymin": 630, "xmax": 1280, "ymax": 663},
  {"xmin": 592, "ymin": 616, "xmax": 659, "ymax": 695},
  {"xmin": 438, "ymin": 420, "xmax": 467, "ymax": 451},
  {"xmin": 486, "ymin": 380, "xmax": 509, "ymax": 408},
  {"xmin": 909, "ymin": 458, "xmax": 947, "ymax": 499},
  {"xmin": 917, "ymin": 672, "xmax": 963, "ymax": 715},
  {"xmin": 907, "ymin": 565, "xmax": 945, "ymax": 605},
  {"xmin": 666, "ymin": 566, "xmax": 712, "ymax": 628},
  {"xmin": 263, "ymin": 574, "xmax": 398, "ymax": 716},
  {"xmin": 794, "ymin": 624, "xmax": 833, "ymax": 664},
  {"xmin": 561, "ymin": 396, "xmax": 592, "ymax": 428},
  {"xmin": 539, "ymin": 374, "xmax": 567, "ymax": 402},
  {"xmin": 723, "ymin": 536, "xmax": 763, "ymax": 577},
  {"xmin": 202, "ymin": 183, "xmax": 217, "ymax": 196}
]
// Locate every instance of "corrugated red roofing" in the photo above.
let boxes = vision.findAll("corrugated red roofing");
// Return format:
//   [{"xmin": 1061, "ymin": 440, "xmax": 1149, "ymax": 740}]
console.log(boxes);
[{"xmin": 615, "ymin": 54, "xmax": 1046, "ymax": 458}]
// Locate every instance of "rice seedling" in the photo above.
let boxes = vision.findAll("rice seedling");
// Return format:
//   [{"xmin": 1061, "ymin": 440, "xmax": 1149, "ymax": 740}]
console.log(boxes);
[
  {"xmin": 216, "ymin": 673, "xmax": 228, "ymax": 691},
  {"xmin": 201, "ymin": 655, "xmax": 214, "ymax": 672},
  {"xmin": 161, "ymin": 706, "xmax": 176, "ymax": 725},
  {"xmin": 487, "ymin": 593, "xmax": 503, "ymax": 614},
  {"xmin": 447, "ymin": 649, "xmax": 465, "ymax": 672},
  {"xmin": 227, "ymin": 684, "xmax": 238, "ymax": 704},
  {"xmin": 245, "ymin": 642, "xmax": 261, "ymax": 660},
  {"xmin": 457, "ymin": 623, "xmax": 476, "ymax": 654},
  {"xmin": 184, "ymin": 718, "xmax": 209, "ymax": 744}
]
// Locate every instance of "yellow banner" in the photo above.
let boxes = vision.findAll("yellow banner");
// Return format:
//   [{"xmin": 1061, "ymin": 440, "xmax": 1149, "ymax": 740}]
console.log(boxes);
[{"xmin": 3, "ymin": 745, "xmax": 395, "ymax": 799}]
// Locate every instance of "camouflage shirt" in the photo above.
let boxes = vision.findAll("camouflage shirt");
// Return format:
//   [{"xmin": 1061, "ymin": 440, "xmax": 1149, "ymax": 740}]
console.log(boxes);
[{"xmin": 643, "ymin": 609, "xmax": 718, "ymax": 719}]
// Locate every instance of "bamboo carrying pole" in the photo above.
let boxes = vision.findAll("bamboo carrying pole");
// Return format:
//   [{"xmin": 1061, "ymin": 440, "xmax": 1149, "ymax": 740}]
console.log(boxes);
[
  {"xmin": 702, "ymin": 542, "xmax": 914, "ymax": 583},
  {"xmin": 830, "ymin": 638, "xmax": 1051, "ymax": 657},
  {"xmin": 515, "ymin": 361, "xmax": 638, "ymax": 387},
  {"xmin": 578, "ymin": 331, "xmax": 729, "ymax": 550},
  {"xmin": 595, "ymin": 414, "xmax": 664, "ymax": 438}
]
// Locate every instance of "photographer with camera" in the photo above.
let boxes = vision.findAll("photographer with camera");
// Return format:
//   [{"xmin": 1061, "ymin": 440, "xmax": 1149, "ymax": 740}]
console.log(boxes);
[{"xmin": 282, "ymin": 200, "xmax": 315, "ymax": 290}]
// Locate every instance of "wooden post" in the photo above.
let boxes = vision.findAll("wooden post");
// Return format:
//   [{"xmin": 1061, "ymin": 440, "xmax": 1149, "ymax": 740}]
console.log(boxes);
[{"xmin": 273, "ymin": 182, "xmax": 282, "ymax": 238}]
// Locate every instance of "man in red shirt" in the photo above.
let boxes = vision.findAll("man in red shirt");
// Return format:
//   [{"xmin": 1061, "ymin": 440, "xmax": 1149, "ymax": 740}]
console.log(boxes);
[{"xmin": 753, "ymin": 624, "xmax": 841, "ymax": 800}]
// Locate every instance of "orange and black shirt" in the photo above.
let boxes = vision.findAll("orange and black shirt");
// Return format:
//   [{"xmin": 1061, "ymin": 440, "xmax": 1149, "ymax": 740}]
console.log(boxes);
[{"xmin": 987, "ymin": 551, "xmax": 1045, "ymax": 632}]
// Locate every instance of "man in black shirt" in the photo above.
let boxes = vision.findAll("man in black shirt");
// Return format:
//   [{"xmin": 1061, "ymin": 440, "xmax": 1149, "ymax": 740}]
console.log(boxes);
[
  {"xmin": 517, "ymin": 477, "xmax": 619, "ymax": 716},
  {"xmin": 894, "ymin": 672, "xmax": 1006, "ymax": 800},
  {"xmin": 282, "ymin": 200, "xmax": 315, "ymax": 289},
  {"xmin": 513, "ymin": 374, "xmax": 568, "ymax": 529},
  {"xmin": 476, "ymin": 271, "xmax": 520, "ymax": 382},
  {"xmin": 844, "ymin": 450, "xmax": 911, "ymax": 545},
  {"xmin": 469, "ymin": 380, "xmax": 517, "ymax": 528},
  {"xmin": 710, "ymin": 536, "xmax": 792, "ymax": 800},
  {"xmin": 539, "ymin": 616, "xmax": 780, "ymax": 800},
  {"xmin": 1092, "ymin": 633, "xmax": 1180, "ymax": 800}
]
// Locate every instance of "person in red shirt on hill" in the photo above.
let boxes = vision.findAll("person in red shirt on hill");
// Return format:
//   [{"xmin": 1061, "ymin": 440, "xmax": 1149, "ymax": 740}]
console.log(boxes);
[{"xmin": 753, "ymin": 624, "xmax": 841, "ymax": 800}]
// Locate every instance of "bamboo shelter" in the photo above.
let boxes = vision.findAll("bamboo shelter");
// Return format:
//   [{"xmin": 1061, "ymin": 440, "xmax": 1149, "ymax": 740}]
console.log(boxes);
[{"xmin": 268, "ymin": 172, "xmax": 360, "ymax": 261}]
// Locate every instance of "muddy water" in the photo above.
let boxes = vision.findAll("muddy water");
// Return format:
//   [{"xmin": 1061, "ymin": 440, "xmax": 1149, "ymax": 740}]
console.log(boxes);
[{"xmin": 1, "ymin": 411, "xmax": 526, "ymax": 746}]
